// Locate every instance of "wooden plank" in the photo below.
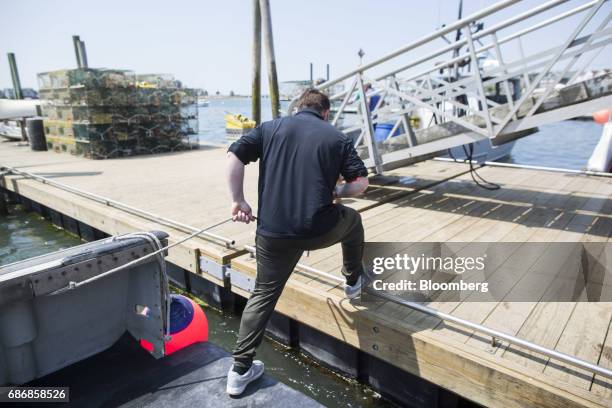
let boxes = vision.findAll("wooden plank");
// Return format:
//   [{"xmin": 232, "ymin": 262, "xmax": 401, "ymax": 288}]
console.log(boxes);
[
  {"xmin": 424, "ymin": 170, "xmax": 581, "ymax": 343},
  {"xmin": 590, "ymin": 317, "xmax": 612, "ymax": 400},
  {"xmin": 542, "ymin": 303, "xmax": 612, "ymax": 390}
]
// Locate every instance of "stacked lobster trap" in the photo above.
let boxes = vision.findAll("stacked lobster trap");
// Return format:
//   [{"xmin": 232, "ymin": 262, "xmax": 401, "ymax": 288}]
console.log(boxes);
[{"xmin": 38, "ymin": 69, "xmax": 198, "ymax": 159}]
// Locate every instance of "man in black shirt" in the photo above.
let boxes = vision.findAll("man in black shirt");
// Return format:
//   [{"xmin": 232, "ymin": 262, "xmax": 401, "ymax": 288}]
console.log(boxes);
[{"xmin": 225, "ymin": 89, "xmax": 368, "ymax": 396}]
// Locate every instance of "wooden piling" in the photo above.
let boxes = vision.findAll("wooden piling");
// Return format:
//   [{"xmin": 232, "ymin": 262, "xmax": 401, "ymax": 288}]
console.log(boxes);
[
  {"xmin": 72, "ymin": 35, "xmax": 82, "ymax": 68},
  {"xmin": 78, "ymin": 40, "xmax": 89, "ymax": 69},
  {"xmin": 251, "ymin": 0, "xmax": 262, "ymax": 125},
  {"xmin": 310, "ymin": 62, "xmax": 314, "ymax": 85},
  {"xmin": 0, "ymin": 190, "xmax": 7, "ymax": 216},
  {"xmin": 259, "ymin": 0, "xmax": 280, "ymax": 119},
  {"xmin": 20, "ymin": 118, "xmax": 27, "ymax": 142},
  {"xmin": 7, "ymin": 53, "xmax": 23, "ymax": 100}
]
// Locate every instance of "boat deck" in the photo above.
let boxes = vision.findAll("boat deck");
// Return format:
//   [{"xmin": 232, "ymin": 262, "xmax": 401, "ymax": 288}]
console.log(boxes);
[
  {"xmin": 30, "ymin": 334, "xmax": 322, "ymax": 408},
  {"xmin": 1, "ymin": 141, "xmax": 611, "ymax": 407}
]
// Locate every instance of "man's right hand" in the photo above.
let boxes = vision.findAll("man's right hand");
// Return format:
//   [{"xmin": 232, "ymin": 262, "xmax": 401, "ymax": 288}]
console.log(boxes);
[
  {"xmin": 334, "ymin": 176, "xmax": 369, "ymax": 199},
  {"xmin": 231, "ymin": 200, "xmax": 255, "ymax": 224}
]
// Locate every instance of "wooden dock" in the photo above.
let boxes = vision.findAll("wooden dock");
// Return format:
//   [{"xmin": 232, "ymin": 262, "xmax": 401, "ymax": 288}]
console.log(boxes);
[{"xmin": 1, "ymin": 140, "xmax": 611, "ymax": 407}]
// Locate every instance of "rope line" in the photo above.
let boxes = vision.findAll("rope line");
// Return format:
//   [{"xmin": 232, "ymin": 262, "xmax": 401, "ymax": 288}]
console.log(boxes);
[{"xmin": 48, "ymin": 217, "xmax": 234, "ymax": 298}]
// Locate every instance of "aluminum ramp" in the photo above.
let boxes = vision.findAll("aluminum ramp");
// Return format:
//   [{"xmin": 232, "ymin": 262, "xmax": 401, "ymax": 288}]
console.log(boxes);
[{"xmin": 306, "ymin": 0, "xmax": 612, "ymax": 173}]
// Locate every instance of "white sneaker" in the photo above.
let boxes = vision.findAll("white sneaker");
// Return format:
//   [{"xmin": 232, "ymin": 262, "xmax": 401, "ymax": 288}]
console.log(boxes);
[
  {"xmin": 226, "ymin": 360, "xmax": 265, "ymax": 396},
  {"xmin": 344, "ymin": 275, "xmax": 363, "ymax": 299}
]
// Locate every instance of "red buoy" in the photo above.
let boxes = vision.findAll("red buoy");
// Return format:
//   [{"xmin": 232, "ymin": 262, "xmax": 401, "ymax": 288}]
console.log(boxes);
[
  {"xmin": 593, "ymin": 109, "xmax": 611, "ymax": 124},
  {"xmin": 140, "ymin": 294, "xmax": 208, "ymax": 355}
]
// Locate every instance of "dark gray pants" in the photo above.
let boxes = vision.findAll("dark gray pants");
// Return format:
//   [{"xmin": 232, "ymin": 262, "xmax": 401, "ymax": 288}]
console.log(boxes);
[{"xmin": 232, "ymin": 204, "xmax": 364, "ymax": 371}]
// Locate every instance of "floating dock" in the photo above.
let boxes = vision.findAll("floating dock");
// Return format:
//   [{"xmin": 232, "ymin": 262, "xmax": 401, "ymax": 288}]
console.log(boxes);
[{"xmin": 1, "ymin": 141, "xmax": 611, "ymax": 407}]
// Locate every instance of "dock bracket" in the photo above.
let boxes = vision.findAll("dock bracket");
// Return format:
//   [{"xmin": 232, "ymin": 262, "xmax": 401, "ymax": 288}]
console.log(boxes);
[
  {"xmin": 228, "ymin": 268, "xmax": 255, "ymax": 293},
  {"xmin": 198, "ymin": 257, "xmax": 230, "ymax": 281}
]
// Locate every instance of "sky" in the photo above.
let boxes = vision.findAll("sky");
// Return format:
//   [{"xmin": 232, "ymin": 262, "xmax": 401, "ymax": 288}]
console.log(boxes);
[{"xmin": 1, "ymin": 0, "xmax": 610, "ymax": 94}]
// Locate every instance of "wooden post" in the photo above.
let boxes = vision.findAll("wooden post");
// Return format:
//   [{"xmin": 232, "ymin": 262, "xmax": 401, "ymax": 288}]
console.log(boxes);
[
  {"xmin": 251, "ymin": 0, "xmax": 262, "ymax": 125},
  {"xmin": 20, "ymin": 118, "xmax": 27, "ymax": 142},
  {"xmin": 7, "ymin": 53, "xmax": 23, "ymax": 100},
  {"xmin": 72, "ymin": 35, "xmax": 82, "ymax": 68},
  {"xmin": 0, "ymin": 186, "xmax": 9, "ymax": 215},
  {"xmin": 0, "ymin": 190, "xmax": 7, "ymax": 216},
  {"xmin": 259, "ymin": 0, "xmax": 280, "ymax": 119},
  {"xmin": 78, "ymin": 40, "xmax": 89, "ymax": 69},
  {"xmin": 0, "ymin": 192, "xmax": 8, "ymax": 216},
  {"xmin": 310, "ymin": 63, "xmax": 314, "ymax": 85}
]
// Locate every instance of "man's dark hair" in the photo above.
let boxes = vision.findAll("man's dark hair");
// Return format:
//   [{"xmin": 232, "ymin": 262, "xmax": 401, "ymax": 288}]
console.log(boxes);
[{"xmin": 295, "ymin": 88, "xmax": 330, "ymax": 114}]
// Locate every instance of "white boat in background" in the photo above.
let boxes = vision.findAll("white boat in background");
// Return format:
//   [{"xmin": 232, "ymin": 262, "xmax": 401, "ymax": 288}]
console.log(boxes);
[
  {"xmin": 0, "ymin": 120, "xmax": 26, "ymax": 140},
  {"xmin": 197, "ymin": 97, "xmax": 210, "ymax": 107},
  {"xmin": 0, "ymin": 99, "xmax": 41, "ymax": 140},
  {"xmin": 445, "ymin": 139, "xmax": 516, "ymax": 162},
  {"xmin": 587, "ymin": 122, "xmax": 612, "ymax": 172}
]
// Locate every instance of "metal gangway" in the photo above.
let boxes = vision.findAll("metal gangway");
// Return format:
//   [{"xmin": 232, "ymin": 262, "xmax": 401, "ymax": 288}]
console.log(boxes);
[{"xmin": 308, "ymin": 0, "xmax": 612, "ymax": 173}]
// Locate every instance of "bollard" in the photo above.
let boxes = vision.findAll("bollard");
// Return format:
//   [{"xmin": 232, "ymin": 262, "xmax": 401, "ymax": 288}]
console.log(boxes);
[{"xmin": 26, "ymin": 117, "xmax": 47, "ymax": 151}]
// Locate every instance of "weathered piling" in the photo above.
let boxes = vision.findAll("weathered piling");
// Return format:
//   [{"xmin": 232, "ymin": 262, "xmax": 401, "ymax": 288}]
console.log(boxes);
[
  {"xmin": 251, "ymin": 0, "xmax": 262, "ymax": 125},
  {"xmin": 259, "ymin": 0, "xmax": 280, "ymax": 119},
  {"xmin": 310, "ymin": 62, "xmax": 314, "ymax": 85},
  {"xmin": 0, "ymin": 190, "xmax": 7, "ymax": 216},
  {"xmin": 78, "ymin": 39, "xmax": 89, "ymax": 69},
  {"xmin": 7, "ymin": 53, "xmax": 23, "ymax": 100},
  {"xmin": 72, "ymin": 35, "xmax": 83, "ymax": 68}
]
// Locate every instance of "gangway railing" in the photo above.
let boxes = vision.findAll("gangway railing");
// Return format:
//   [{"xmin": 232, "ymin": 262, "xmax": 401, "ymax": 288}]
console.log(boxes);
[{"xmin": 302, "ymin": 0, "xmax": 612, "ymax": 173}]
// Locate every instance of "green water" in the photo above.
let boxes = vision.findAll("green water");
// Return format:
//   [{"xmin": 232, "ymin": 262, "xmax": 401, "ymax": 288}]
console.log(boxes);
[
  {"xmin": 202, "ymin": 306, "xmax": 391, "ymax": 408},
  {"xmin": 0, "ymin": 204, "xmax": 391, "ymax": 407},
  {"xmin": 0, "ymin": 204, "xmax": 82, "ymax": 265}
]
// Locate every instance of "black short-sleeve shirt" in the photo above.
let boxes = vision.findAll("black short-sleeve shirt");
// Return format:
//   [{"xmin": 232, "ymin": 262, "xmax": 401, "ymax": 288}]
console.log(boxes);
[{"xmin": 228, "ymin": 108, "xmax": 368, "ymax": 239}]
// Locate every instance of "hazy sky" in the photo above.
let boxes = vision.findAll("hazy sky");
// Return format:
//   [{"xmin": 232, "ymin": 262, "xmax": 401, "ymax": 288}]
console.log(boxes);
[{"xmin": 1, "ymin": 0, "xmax": 610, "ymax": 94}]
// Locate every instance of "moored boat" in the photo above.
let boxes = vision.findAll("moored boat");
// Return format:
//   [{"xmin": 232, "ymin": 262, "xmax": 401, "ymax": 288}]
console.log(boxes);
[{"xmin": 224, "ymin": 113, "xmax": 255, "ymax": 140}]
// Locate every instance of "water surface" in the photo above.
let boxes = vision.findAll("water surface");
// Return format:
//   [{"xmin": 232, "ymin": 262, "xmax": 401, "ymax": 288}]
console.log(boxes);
[{"xmin": 0, "ymin": 205, "xmax": 82, "ymax": 265}]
